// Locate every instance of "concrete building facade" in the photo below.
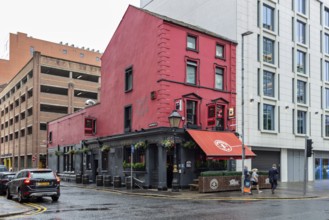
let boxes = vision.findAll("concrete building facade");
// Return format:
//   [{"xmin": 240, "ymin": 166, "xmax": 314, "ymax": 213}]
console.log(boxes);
[
  {"xmin": 0, "ymin": 32, "xmax": 102, "ymax": 87},
  {"xmin": 0, "ymin": 52, "xmax": 100, "ymax": 170},
  {"xmin": 141, "ymin": 0, "xmax": 329, "ymax": 182}
]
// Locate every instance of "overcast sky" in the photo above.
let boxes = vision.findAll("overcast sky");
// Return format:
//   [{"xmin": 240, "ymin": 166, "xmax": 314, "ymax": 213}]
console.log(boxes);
[{"xmin": 0, "ymin": 0, "xmax": 140, "ymax": 58}]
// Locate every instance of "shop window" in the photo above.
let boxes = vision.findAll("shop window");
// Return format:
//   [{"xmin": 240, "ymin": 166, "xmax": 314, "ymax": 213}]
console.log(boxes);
[
  {"xmin": 102, "ymin": 151, "xmax": 108, "ymax": 170},
  {"xmin": 123, "ymin": 145, "xmax": 145, "ymax": 169},
  {"xmin": 85, "ymin": 118, "xmax": 96, "ymax": 135}
]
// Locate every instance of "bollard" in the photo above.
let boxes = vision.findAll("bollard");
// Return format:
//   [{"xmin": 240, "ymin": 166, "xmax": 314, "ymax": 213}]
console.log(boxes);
[
  {"xmin": 126, "ymin": 176, "xmax": 133, "ymax": 189},
  {"xmin": 113, "ymin": 176, "xmax": 121, "ymax": 188},
  {"xmin": 96, "ymin": 175, "xmax": 103, "ymax": 186},
  {"xmin": 104, "ymin": 175, "xmax": 112, "ymax": 187},
  {"xmin": 76, "ymin": 174, "xmax": 82, "ymax": 184},
  {"xmin": 82, "ymin": 174, "xmax": 89, "ymax": 184}
]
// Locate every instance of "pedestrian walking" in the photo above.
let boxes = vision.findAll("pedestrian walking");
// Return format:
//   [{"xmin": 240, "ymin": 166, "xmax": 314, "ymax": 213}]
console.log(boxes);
[
  {"xmin": 269, "ymin": 164, "xmax": 279, "ymax": 194},
  {"xmin": 250, "ymin": 168, "xmax": 262, "ymax": 194}
]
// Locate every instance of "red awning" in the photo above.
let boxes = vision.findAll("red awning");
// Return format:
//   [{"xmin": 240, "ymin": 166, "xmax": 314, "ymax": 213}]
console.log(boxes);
[{"xmin": 187, "ymin": 129, "xmax": 256, "ymax": 160}]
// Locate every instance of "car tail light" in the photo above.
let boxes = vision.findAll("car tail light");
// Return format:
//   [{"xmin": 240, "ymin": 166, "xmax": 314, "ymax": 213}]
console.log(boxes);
[
  {"xmin": 56, "ymin": 176, "xmax": 61, "ymax": 184},
  {"xmin": 24, "ymin": 172, "xmax": 31, "ymax": 185}
]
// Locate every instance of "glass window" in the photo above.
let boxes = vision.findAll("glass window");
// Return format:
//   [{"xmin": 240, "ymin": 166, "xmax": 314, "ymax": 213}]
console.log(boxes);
[
  {"xmin": 263, "ymin": 37, "xmax": 274, "ymax": 64},
  {"xmin": 102, "ymin": 151, "xmax": 108, "ymax": 170},
  {"xmin": 297, "ymin": 80, "xmax": 306, "ymax": 104},
  {"xmin": 326, "ymin": 88, "xmax": 329, "ymax": 109},
  {"xmin": 297, "ymin": 50, "xmax": 306, "ymax": 74},
  {"xmin": 325, "ymin": 8, "xmax": 329, "ymax": 27},
  {"xmin": 125, "ymin": 67, "xmax": 133, "ymax": 92},
  {"xmin": 186, "ymin": 61, "xmax": 197, "ymax": 84},
  {"xmin": 325, "ymin": 34, "xmax": 329, "ymax": 54},
  {"xmin": 187, "ymin": 35, "xmax": 197, "ymax": 50},
  {"xmin": 263, "ymin": 104, "xmax": 275, "ymax": 130},
  {"xmin": 296, "ymin": 0, "xmax": 306, "ymax": 15},
  {"xmin": 297, "ymin": 110, "xmax": 306, "ymax": 134},
  {"xmin": 186, "ymin": 100, "xmax": 197, "ymax": 125},
  {"xmin": 263, "ymin": 4, "xmax": 274, "ymax": 31},
  {"xmin": 263, "ymin": 70, "xmax": 275, "ymax": 97},
  {"xmin": 297, "ymin": 20, "xmax": 306, "ymax": 44},
  {"xmin": 124, "ymin": 106, "xmax": 132, "ymax": 133},
  {"xmin": 215, "ymin": 67, "xmax": 223, "ymax": 90},
  {"xmin": 325, "ymin": 115, "xmax": 329, "ymax": 137},
  {"xmin": 325, "ymin": 61, "xmax": 329, "ymax": 82},
  {"xmin": 216, "ymin": 44, "xmax": 224, "ymax": 58}
]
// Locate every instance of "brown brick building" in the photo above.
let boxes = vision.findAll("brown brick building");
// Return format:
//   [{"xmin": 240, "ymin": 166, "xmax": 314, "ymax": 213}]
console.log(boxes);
[
  {"xmin": 0, "ymin": 52, "xmax": 101, "ymax": 170},
  {"xmin": 0, "ymin": 32, "xmax": 101, "ymax": 87}
]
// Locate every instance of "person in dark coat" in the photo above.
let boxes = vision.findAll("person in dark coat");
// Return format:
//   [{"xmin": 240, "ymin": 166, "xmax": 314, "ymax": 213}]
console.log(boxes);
[{"xmin": 268, "ymin": 164, "xmax": 279, "ymax": 194}]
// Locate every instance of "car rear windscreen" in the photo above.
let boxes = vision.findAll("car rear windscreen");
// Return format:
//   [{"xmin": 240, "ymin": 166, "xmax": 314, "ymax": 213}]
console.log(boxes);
[{"xmin": 31, "ymin": 171, "xmax": 55, "ymax": 179}]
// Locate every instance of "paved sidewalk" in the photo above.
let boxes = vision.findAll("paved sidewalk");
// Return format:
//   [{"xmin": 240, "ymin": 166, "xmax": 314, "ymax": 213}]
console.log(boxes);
[{"xmin": 1, "ymin": 180, "xmax": 329, "ymax": 218}]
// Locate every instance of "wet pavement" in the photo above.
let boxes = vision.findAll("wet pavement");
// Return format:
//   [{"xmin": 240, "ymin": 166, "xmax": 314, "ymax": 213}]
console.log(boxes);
[{"xmin": 1, "ymin": 180, "xmax": 329, "ymax": 218}]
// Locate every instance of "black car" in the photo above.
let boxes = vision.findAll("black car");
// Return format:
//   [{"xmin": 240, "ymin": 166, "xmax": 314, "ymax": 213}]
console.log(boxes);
[
  {"xmin": 6, "ymin": 169, "xmax": 60, "ymax": 203},
  {"xmin": 0, "ymin": 172, "xmax": 15, "ymax": 194}
]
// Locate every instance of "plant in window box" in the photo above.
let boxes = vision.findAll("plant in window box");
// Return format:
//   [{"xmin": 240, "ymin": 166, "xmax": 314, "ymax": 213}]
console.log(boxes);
[
  {"xmin": 101, "ymin": 144, "xmax": 111, "ymax": 152},
  {"xmin": 135, "ymin": 141, "xmax": 147, "ymax": 150},
  {"xmin": 123, "ymin": 160, "xmax": 131, "ymax": 169},
  {"xmin": 132, "ymin": 162, "xmax": 145, "ymax": 171},
  {"xmin": 183, "ymin": 140, "xmax": 197, "ymax": 149},
  {"xmin": 161, "ymin": 138, "xmax": 174, "ymax": 150},
  {"xmin": 55, "ymin": 150, "xmax": 63, "ymax": 156}
]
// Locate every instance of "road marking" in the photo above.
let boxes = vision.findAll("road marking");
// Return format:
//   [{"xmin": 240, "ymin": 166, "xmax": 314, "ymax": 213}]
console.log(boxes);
[{"xmin": 7, "ymin": 202, "xmax": 47, "ymax": 219}]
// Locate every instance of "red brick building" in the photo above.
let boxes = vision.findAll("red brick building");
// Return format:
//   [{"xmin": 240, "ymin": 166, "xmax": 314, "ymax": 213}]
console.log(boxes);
[{"xmin": 47, "ymin": 6, "xmax": 248, "ymax": 189}]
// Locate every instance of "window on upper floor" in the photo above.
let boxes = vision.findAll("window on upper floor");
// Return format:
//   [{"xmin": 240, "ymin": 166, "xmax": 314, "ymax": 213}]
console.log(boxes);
[
  {"xmin": 30, "ymin": 46, "xmax": 34, "ymax": 56},
  {"xmin": 215, "ymin": 67, "xmax": 224, "ymax": 90},
  {"xmin": 124, "ymin": 105, "xmax": 132, "ymax": 133},
  {"xmin": 297, "ymin": 50, "xmax": 306, "ymax": 74},
  {"xmin": 85, "ymin": 118, "xmax": 96, "ymax": 135},
  {"xmin": 187, "ymin": 35, "xmax": 197, "ymax": 51},
  {"xmin": 63, "ymin": 49, "xmax": 67, "ymax": 54},
  {"xmin": 325, "ymin": 61, "xmax": 329, "ymax": 82},
  {"xmin": 325, "ymin": 115, "xmax": 329, "ymax": 137},
  {"xmin": 263, "ymin": 104, "xmax": 275, "ymax": 131},
  {"xmin": 48, "ymin": 131, "xmax": 52, "ymax": 143},
  {"xmin": 296, "ymin": 0, "xmax": 306, "ymax": 15},
  {"xmin": 80, "ymin": 53, "xmax": 84, "ymax": 58},
  {"xmin": 325, "ymin": 88, "xmax": 329, "ymax": 109},
  {"xmin": 186, "ymin": 100, "xmax": 198, "ymax": 126},
  {"xmin": 325, "ymin": 8, "xmax": 329, "ymax": 27},
  {"xmin": 216, "ymin": 44, "xmax": 224, "ymax": 58},
  {"xmin": 263, "ymin": 4, "xmax": 274, "ymax": 31},
  {"xmin": 297, "ymin": 110, "xmax": 306, "ymax": 134},
  {"xmin": 125, "ymin": 67, "xmax": 133, "ymax": 92},
  {"xmin": 186, "ymin": 61, "xmax": 197, "ymax": 85},
  {"xmin": 297, "ymin": 20, "xmax": 306, "ymax": 44},
  {"xmin": 297, "ymin": 80, "xmax": 306, "ymax": 104},
  {"xmin": 325, "ymin": 34, "xmax": 329, "ymax": 54},
  {"xmin": 263, "ymin": 37, "xmax": 274, "ymax": 64}
]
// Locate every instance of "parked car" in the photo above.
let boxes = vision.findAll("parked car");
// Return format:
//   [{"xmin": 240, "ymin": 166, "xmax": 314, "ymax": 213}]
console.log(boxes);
[
  {"xmin": 0, "ymin": 165, "xmax": 8, "ymax": 172},
  {"xmin": 6, "ymin": 169, "xmax": 60, "ymax": 203},
  {"xmin": 0, "ymin": 172, "xmax": 16, "ymax": 194}
]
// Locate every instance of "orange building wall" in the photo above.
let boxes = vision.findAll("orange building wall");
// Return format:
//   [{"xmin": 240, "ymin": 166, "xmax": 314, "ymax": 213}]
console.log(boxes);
[{"xmin": 0, "ymin": 32, "xmax": 102, "ymax": 85}]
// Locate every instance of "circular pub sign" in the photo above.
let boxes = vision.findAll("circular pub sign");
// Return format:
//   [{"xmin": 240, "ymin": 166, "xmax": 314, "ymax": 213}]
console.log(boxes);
[{"xmin": 210, "ymin": 178, "xmax": 219, "ymax": 190}]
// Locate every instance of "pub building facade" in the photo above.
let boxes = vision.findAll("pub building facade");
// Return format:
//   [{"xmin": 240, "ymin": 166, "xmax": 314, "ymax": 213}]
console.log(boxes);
[{"xmin": 47, "ymin": 6, "xmax": 254, "ymax": 189}]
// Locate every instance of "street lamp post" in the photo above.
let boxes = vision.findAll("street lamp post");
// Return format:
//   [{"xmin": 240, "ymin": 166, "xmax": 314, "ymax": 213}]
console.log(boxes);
[
  {"xmin": 241, "ymin": 31, "xmax": 253, "ymax": 193},
  {"xmin": 168, "ymin": 110, "xmax": 182, "ymax": 192}
]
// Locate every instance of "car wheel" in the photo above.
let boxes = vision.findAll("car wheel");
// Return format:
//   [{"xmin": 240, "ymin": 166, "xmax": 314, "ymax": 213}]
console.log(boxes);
[
  {"xmin": 6, "ymin": 188, "xmax": 12, "ymax": 200},
  {"xmin": 51, "ymin": 196, "xmax": 59, "ymax": 202},
  {"xmin": 18, "ymin": 189, "xmax": 26, "ymax": 203}
]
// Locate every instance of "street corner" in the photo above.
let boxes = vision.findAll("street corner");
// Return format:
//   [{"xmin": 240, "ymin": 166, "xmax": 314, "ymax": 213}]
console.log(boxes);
[{"xmin": 0, "ymin": 196, "xmax": 33, "ymax": 218}]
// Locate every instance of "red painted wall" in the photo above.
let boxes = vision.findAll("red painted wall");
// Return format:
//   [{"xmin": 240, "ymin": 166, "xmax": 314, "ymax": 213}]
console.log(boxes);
[{"xmin": 48, "ymin": 6, "xmax": 237, "ymax": 148}]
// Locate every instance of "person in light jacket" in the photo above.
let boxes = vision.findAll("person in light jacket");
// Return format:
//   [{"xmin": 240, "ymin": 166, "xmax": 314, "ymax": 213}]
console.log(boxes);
[{"xmin": 250, "ymin": 168, "xmax": 262, "ymax": 194}]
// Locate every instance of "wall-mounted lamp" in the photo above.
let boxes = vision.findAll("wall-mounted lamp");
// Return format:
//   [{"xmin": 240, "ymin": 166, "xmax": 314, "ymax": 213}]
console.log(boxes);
[
  {"xmin": 285, "ymin": 106, "xmax": 289, "ymax": 109},
  {"xmin": 250, "ymin": 98, "xmax": 254, "ymax": 103},
  {"xmin": 315, "ymin": 112, "xmax": 319, "ymax": 115}
]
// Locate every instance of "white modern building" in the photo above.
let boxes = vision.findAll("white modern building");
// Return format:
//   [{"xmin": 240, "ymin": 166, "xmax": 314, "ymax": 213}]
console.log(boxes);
[{"xmin": 141, "ymin": 0, "xmax": 329, "ymax": 182}]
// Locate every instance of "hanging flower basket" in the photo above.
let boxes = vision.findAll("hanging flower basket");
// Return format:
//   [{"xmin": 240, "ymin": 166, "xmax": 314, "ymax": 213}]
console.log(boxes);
[
  {"xmin": 162, "ymin": 138, "xmax": 174, "ymax": 150},
  {"xmin": 101, "ymin": 144, "xmax": 111, "ymax": 152},
  {"xmin": 135, "ymin": 141, "xmax": 147, "ymax": 150},
  {"xmin": 76, "ymin": 147, "xmax": 90, "ymax": 154},
  {"xmin": 183, "ymin": 140, "xmax": 197, "ymax": 149},
  {"xmin": 55, "ymin": 151, "xmax": 63, "ymax": 156},
  {"xmin": 65, "ymin": 149, "xmax": 76, "ymax": 155}
]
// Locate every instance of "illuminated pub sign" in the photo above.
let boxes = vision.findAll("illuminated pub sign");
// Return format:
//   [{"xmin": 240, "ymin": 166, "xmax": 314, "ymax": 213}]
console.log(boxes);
[{"xmin": 85, "ymin": 117, "xmax": 96, "ymax": 135}]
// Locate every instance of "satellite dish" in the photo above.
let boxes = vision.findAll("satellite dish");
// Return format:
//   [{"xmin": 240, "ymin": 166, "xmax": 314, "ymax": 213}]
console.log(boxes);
[{"xmin": 85, "ymin": 99, "xmax": 96, "ymax": 106}]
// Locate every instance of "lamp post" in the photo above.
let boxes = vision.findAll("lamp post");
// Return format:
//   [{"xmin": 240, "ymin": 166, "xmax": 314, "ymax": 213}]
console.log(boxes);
[
  {"xmin": 168, "ymin": 110, "xmax": 182, "ymax": 192},
  {"xmin": 241, "ymin": 31, "xmax": 253, "ymax": 193}
]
